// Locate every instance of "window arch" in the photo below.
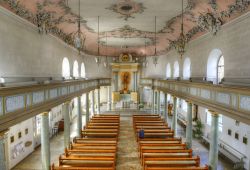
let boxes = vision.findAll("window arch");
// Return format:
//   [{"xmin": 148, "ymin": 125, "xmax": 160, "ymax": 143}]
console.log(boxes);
[
  {"xmin": 173, "ymin": 61, "xmax": 179, "ymax": 78},
  {"xmin": 183, "ymin": 57, "xmax": 191, "ymax": 80},
  {"xmin": 62, "ymin": 57, "xmax": 70, "ymax": 79},
  {"xmin": 73, "ymin": 60, "xmax": 79, "ymax": 78},
  {"xmin": 81, "ymin": 62, "xmax": 86, "ymax": 78},
  {"xmin": 207, "ymin": 49, "xmax": 223, "ymax": 84},
  {"xmin": 166, "ymin": 63, "xmax": 171, "ymax": 78}
]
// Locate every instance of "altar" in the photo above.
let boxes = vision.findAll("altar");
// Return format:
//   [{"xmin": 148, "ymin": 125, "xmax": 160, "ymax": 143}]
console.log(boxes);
[{"xmin": 111, "ymin": 54, "xmax": 140, "ymax": 105}]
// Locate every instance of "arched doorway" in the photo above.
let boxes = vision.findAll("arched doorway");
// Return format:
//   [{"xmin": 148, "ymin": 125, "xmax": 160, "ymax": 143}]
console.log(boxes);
[
  {"xmin": 166, "ymin": 63, "xmax": 171, "ymax": 79},
  {"xmin": 183, "ymin": 57, "xmax": 191, "ymax": 80},
  {"xmin": 73, "ymin": 60, "xmax": 79, "ymax": 78},
  {"xmin": 80, "ymin": 62, "xmax": 86, "ymax": 78},
  {"xmin": 173, "ymin": 61, "xmax": 179, "ymax": 78},
  {"xmin": 62, "ymin": 57, "xmax": 70, "ymax": 79},
  {"xmin": 206, "ymin": 49, "xmax": 223, "ymax": 84}
]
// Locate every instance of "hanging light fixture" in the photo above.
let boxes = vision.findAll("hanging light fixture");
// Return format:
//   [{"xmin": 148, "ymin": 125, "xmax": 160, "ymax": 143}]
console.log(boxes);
[
  {"xmin": 95, "ymin": 16, "xmax": 101, "ymax": 66},
  {"xmin": 174, "ymin": 0, "xmax": 187, "ymax": 58},
  {"xmin": 103, "ymin": 32, "xmax": 108, "ymax": 68},
  {"xmin": 143, "ymin": 34, "xmax": 148, "ymax": 68},
  {"xmin": 152, "ymin": 16, "xmax": 158, "ymax": 67},
  {"xmin": 72, "ymin": 0, "xmax": 86, "ymax": 55}
]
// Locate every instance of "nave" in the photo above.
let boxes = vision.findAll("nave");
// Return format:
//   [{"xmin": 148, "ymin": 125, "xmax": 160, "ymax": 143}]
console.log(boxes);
[{"xmin": 12, "ymin": 112, "xmax": 233, "ymax": 170}]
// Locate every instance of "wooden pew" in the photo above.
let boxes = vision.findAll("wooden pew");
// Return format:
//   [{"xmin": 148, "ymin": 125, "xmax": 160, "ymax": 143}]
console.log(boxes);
[
  {"xmin": 141, "ymin": 149, "xmax": 192, "ymax": 165},
  {"xmin": 140, "ymin": 144, "xmax": 186, "ymax": 158},
  {"xmin": 145, "ymin": 165, "xmax": 209, "ymax": 170},
  {"xmin": 59, "ymin": 155, "xmax": 115, "ymax": 169},
  {"xmin": 51, "ymin": 163, "xmax": 114, "ymax": 170},
  {"xmin": 143, "ymin": 156, "xmax": 200, "ymax": 169}
]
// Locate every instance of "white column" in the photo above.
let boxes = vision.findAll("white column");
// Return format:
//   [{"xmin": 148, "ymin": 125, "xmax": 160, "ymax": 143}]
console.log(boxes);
[
  {"xmin": 157, "ymin": 91, "xmax": 161, "ymax": 115},
  {"xmin": 41, "ymin": 112, "xmax": 50, "ymax": 170},
  {"xmin": 163, "ymin": 93, "xmax": 168, "ymax": 123},
  {"xmin": 186, "ymin": 101, "xmax": 193, "ymax": 149},
  {"xmin": 107, "ymin": 86, "xmax": 111, "ymax": 111},
  {"xmin": 151, "ymin": 89, "xmax": 155, "ymax": 114},
  {"xmin": 91, "ymin": 90, "xmax": 95, "ymax": 115},
  {"xmin": 209, "ymin": 111, "xmax": 219, "ymax": 170},
  {"xmin": 86, "ymin": 92, "xmax": 90, "ymax": 123},
  {"xmin": 62, "ymin": 102, "xmax": 70, "ymax": 148},
  {"xmin": 77, "ymin": 96, "xmax": 82, "ymax": 137},
  {"xmin": 97, "ymin": 88, "xmax": 101, "ymax": 114},
  {"xmin": 172, "ymin": 96, "xmax": 177, "ymax": 136},
  {"xmin": 0, "ymin": 130, "xmax": 9, "ymax": 170},
  {"xmin": 113, "ymin": 72, "xmax": 118, "ymax": 92}
]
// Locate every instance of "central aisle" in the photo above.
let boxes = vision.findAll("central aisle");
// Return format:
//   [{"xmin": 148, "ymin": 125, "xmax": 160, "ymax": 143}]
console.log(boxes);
[{"xmin": 116, "ymin": 115, "xmax": 142, "ymax": 170}]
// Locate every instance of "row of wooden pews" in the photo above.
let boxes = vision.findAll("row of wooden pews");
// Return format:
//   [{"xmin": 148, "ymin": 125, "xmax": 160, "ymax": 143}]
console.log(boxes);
[
  {"xmin": 133, "ymin": 114, "xmax": 208, "ymax": 170},
  {"xmin": 51, "ymin": 114, "xmax": 120, "ymax": 170}
]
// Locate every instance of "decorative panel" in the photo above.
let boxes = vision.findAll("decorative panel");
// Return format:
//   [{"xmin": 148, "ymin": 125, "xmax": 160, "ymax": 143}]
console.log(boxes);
[
  {"xmin": 231, "ymin": 94, "xmax": 237, "ymax": 108},
  {"xmin": 200, "ymin": 89, "xmax": 211, "ymax": 100},
  {"xmin": 70, "ymin": 85, "xmax": 74, "ymax": 93},
  {"xmin": 240, "ymin": 95, "xmax": 250, "ymax": 111},
  {"xmin": 26, "ymin": 93, "xmax": 32, "ymax": 106},
  {"xmin": 61, "ymin": 87, "xmax": 68, "ymax": 95},
  {"xmin": 190, "ymin": 87, "xmax": 197, "ymax": 96},
  {"xmin": 216, "ymin": 92, "xmax": 230, "ymax": 105},
  {"xmin": 33, "ymin": 91, "xmax": 44, "ymax": 104},
  {"xmin": 0, "ymin": 97, "xmax": 3, "ymax": 115},
  {"xmin": 49, "ymin": 89, "xmax": 58, "ymax": 99},
  {"xmin": 6, "ymin": 95, "xmax": 25, "ymax": 113},
  {"xmin": 76, "ymin": 85, "xmax": 80, "ymax": 91}
]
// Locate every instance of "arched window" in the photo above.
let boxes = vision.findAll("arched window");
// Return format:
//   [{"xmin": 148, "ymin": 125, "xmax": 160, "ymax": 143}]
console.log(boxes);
[
  {"xmin": 183, "ymin": 57, "xmax": 191, "ymax": 80},
  {"xmin": 217, "ymin": 56, "xmax": 224, "ymax": 84},
  {"xmin": 81, "ymin": 62, "xmax": 86, "ymax": 78},
  {"xmin": 166, "ymin": 63, "xmax": 171, "ymax": 78},
  {"xmin": 62, "ymin": 57, "xmax": 70, "ymax": 79},
  {"xmin": 173, "ymin": 61, "xmax": 179, "ymax": 78},
  {"xmin": 207, "ymin": 49, "xmax": 223, "ymax": 84},
  {"xmin": 73, "ymin": 60, "xmax": 79, "ymax": 78}
]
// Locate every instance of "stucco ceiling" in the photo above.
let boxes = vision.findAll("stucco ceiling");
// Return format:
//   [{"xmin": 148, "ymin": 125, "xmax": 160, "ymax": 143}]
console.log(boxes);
[{"xmin": 0, "ymin": 0, "xmax": 249, "ymax": 57}]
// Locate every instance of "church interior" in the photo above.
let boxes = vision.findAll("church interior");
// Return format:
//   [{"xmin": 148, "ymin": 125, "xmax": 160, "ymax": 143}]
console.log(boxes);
[{"xmin": 0, "ymin": 0, "xmax": 250, "ymax": 170}]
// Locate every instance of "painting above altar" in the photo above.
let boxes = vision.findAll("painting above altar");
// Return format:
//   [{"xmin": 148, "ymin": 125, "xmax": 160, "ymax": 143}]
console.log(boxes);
[{"xmin": 120, "ymin": 72, "xmax": 130, "ymax": 94}]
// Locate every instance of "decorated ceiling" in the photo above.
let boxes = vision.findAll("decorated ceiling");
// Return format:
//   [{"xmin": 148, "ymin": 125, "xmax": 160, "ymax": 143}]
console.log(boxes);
[{"xmin": 0, "ymin": 0, "xmax": 249, "ymax": 57}]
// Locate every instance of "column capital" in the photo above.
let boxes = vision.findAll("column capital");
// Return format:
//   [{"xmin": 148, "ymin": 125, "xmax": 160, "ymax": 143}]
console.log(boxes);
[
  {"xmin": 185, "ymin": 100, "xmax": 192, "ymax": 104},
  {"xmin": 41, "ymin": 111, "xmax": 50, "ymax": 116},
  {"xmin": 0, "ymin": 129, "xmax": 9, "ymax": 137},
  {"xmin": 208, "ymin": 110, "xmax": 219, "ymax": 117},
  {"xmin": 63, "ymin": 101, "xmax": 71, "ymax": 105}
]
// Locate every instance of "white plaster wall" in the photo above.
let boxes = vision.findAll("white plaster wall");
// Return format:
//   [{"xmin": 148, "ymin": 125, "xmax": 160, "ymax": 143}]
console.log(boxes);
[
  {"xmin": 0, "ymin": 7, "xmax": 110, "ymax": 79},
  {"xmin": 143, "ymin": 12, "xmax": 250, "ymax": 79},
  {"xmin": 8, "ymin": 118, "xmax": 34, "ymax": 169}
]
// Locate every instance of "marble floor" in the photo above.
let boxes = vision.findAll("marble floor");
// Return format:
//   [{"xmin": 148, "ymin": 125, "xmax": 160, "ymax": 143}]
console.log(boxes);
[{"xmin": 12, "ymin": 111, "xmax": 233, "ymax": 170}]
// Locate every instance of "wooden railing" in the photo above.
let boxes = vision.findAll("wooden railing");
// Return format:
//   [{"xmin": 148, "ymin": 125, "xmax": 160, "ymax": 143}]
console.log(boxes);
[
  {"xmin": 0, "ymin": 78, "xmax": 111, "ymax": 132},
  {"xmin": 140, "ymin": 78, "xmax": 250, "ymax": 124}
]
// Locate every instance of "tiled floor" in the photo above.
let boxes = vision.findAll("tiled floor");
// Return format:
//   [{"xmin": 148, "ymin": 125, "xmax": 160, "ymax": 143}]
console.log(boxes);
[{"xmin": 12, "ymin": 111, "xmax": 233, "ymax": 170}]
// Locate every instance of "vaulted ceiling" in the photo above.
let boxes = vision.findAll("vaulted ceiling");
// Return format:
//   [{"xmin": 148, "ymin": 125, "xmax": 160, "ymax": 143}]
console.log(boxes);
[{"xmin": 1, "ymin": 0, "xmax": 249, "ymax": 57}]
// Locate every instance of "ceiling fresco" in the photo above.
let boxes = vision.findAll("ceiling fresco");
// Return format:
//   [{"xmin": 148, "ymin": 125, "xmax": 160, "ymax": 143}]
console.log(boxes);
[{"xmin": 0, "ymin": 0, "xmax": 249, "ymax": 57}]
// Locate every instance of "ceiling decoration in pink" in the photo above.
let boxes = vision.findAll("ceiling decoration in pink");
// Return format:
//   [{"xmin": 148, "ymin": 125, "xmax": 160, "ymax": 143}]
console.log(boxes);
[{"xmin": 0, "ymin": 0, "xmax": 249, "ymax": 57}]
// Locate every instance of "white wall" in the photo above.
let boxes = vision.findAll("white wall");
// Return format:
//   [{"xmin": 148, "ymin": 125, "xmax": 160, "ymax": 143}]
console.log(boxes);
[
  {"xmin": 0, "ymin": 6, "xmax": 110, "ymax": 79},
  {"xmin": 8, "ymin": 118, "xmax": 34, "ymax": 169}
]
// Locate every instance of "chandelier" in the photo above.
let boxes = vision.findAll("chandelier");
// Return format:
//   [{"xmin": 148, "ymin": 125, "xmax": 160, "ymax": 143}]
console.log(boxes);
[
  {"xmin": 152, "ymin": 16, "xmax": 159, "ymax": 67},
  {"xmin": 174, "ymin": 0, "xmax": 187, "ymax": 58},
  {"xmin": 143, "ymin": 35, "xmax": 148, "ymax": 68},
  {"xmin": 95, "ymin": 16, "xmax": 101, "ymax": 66},
  {"xmin": 72, "ymin": 0, "xmax": 86, "ymax": 55}
]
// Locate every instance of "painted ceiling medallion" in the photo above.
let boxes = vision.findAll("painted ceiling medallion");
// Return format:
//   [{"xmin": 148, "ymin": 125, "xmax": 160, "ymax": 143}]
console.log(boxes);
[{"xmin": 106, "ymin": 0, "xmax": 146, "ymax": 21}]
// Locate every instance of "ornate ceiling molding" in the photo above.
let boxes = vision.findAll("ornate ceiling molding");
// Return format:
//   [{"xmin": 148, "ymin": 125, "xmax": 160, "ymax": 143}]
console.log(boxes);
[
  {"xmin": 106, "ymin": 0, "xmax": 146, "ymax": 21},
  {"xmin": 0, "ymin": 0, "xmax": 249, "ymax": 57}
]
